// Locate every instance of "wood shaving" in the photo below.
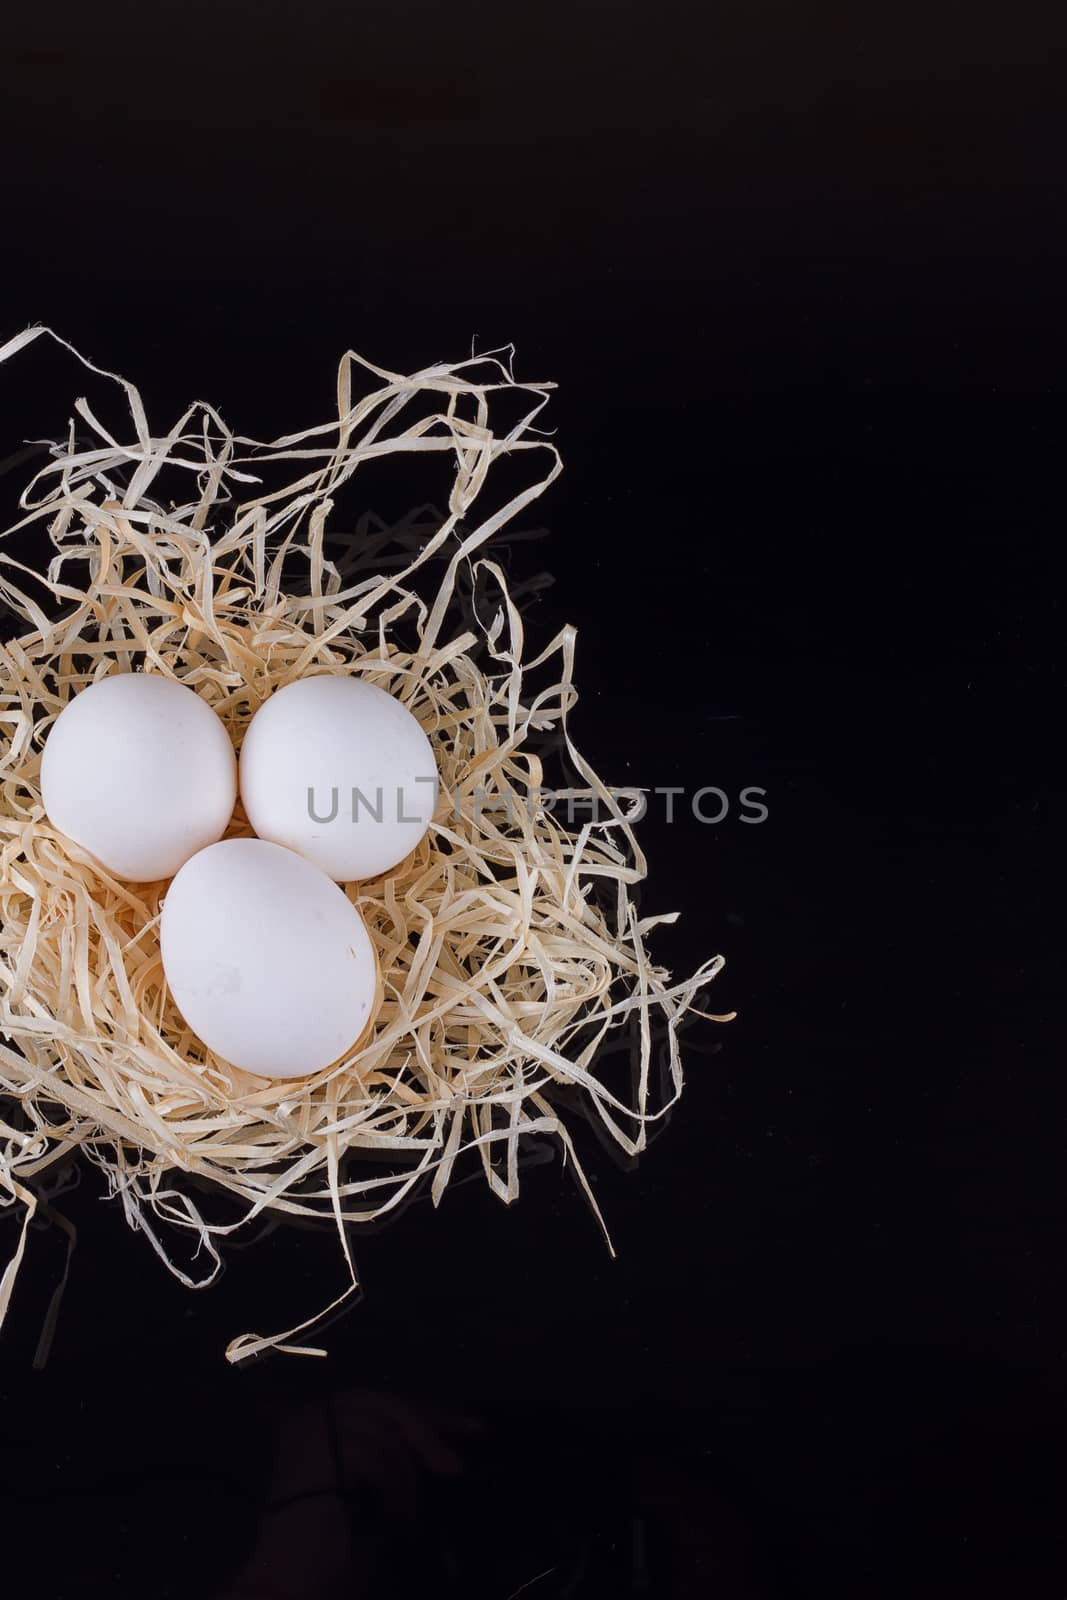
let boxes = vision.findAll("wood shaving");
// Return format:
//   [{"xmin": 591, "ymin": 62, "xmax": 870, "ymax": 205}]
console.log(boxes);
[{"xmin": 0, "ymin": 328, "xmax": 730, "ymax": 1361}]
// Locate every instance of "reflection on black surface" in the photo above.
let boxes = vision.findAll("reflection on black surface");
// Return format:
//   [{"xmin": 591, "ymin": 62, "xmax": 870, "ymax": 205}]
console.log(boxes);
[
  {"xmin": 3, "ymin": 1363, "xmax": 1064, "ymax": 1598},
  {"xmin": 217, "ymin": 1386, "xmax": 771, "ymax": 1599}
]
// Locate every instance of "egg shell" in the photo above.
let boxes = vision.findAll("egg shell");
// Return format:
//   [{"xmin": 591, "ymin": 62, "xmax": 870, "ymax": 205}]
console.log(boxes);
[
  {"xmin": 40, "ymin": 672, "xmax": 237, "ymax": 882},
  {"xmin": 239, "ymin": 675, "xmax": 438, "ymax": 882},
  {"xmin": 160, "ymin": 837, "xmax": 378, "ymax": 1079}
]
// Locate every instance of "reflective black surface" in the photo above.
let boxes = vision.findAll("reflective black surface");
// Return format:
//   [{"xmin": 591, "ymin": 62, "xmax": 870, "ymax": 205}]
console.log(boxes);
[{"xmin": 1, "ymin": 2, "xmax": 1065, "ymax": 1593}]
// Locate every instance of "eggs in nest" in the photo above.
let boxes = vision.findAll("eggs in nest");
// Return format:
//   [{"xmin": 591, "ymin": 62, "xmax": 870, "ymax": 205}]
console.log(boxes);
[{"xmin": 41, "ymin": 672, "xmax": 437, "ymax": 1077}]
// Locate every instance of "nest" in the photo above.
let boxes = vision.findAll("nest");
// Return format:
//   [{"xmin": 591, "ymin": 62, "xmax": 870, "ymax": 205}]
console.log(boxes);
[{"xmin": 0, "ymin": 327, "xmax": 729, "ymax": 1361}]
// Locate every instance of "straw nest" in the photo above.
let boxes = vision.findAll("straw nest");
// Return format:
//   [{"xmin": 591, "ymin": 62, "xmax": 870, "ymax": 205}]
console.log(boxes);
[{"xmin": 0, "ymin": 328, "xmax": 729, "ymax": 1361}]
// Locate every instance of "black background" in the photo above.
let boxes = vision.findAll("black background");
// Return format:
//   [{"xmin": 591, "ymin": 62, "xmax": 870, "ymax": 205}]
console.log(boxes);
[{"xmin": 1, "ymin": 2, "xmax": 1065, "ymax": 1594}]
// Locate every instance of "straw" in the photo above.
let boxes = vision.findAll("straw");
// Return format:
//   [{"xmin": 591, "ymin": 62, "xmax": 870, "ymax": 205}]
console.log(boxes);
[{"xmin": 0, "ymin": 328, "xmax": 731, "ymax": 1361}]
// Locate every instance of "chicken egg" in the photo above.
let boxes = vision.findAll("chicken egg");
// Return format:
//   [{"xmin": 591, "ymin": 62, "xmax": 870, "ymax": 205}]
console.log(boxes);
[
  {"xmin": 160, "ymin": 837, "xmax": 378, "ymax": 1079},
  {"xmin": 239, "ymin": 675, "xmax": 438, "ymax": 882},
  {"xmin": 40, "ymin": 672, "xmax": 237, "ymax": 882}
]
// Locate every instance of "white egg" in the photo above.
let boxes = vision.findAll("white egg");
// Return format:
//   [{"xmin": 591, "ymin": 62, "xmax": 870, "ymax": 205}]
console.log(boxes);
[
  {"xmin": 239, "ymin": 675, "xmax": 438, "ymax": 882},
  {"xmin": 41, "ymin": 672, "xmax": 237, "ymax": 882},
  {"xmin": 160, "ymin": 837, "xmax": 378, "ymax": 1079}
]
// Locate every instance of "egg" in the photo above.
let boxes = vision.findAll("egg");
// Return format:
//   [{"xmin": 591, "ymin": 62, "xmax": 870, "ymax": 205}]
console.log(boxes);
[
  {"xmin": 160, "ymin": 837, "xmax": 378, "ymax": 1078},
  {"xmin": 239, "ymin": 675, "xmax": 438, "ymax": 882},
  {"xmin": 40, "ymin": 672, "xmax": 237, "ymax": 882}
]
